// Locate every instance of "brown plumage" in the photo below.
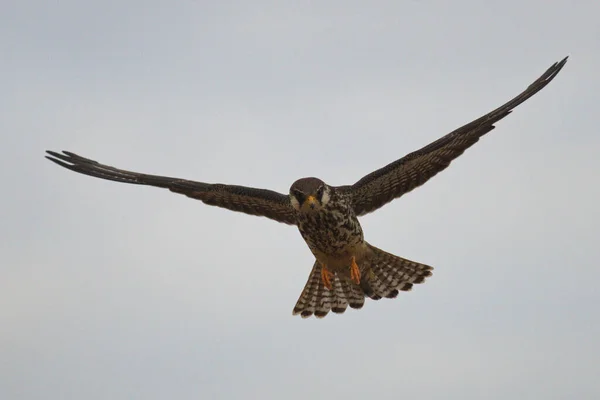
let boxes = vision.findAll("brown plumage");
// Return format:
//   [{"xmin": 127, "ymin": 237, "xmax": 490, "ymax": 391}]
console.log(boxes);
[
  {"xmin": 293, "ymin": 245, "xmax": 433, "ymax": 318},
  {"xmin": 46, "ymin": 150, "xmax": 298, "ymax": 225},
  {"xmin": 46, "ymin": 57, "xmax": 568, "ymax": 318}
]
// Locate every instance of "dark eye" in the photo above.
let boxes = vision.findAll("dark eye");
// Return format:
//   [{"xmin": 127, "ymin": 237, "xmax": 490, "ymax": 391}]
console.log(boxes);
[{"xmin": 316, "ymin": 186, "xmax": 324, "ymax": 198}]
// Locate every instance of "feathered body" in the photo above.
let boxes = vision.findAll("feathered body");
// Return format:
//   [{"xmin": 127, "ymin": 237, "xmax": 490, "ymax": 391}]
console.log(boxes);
[
  {"xmin": 296, "ymin": 185, "xmax": 364, "ymax": 262},
  {"xmin": 288, "ymin": 177, "xmax": 433, "ymax": 318},
  {"xmin": 44, "ymin": 57, "xmax": 568, "ymax": 319}
]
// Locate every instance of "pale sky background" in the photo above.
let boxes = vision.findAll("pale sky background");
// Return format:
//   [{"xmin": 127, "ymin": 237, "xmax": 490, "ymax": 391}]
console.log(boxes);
[{"xmin": 2, "ymin": 1, "xmax": 599, "ymax": 399}]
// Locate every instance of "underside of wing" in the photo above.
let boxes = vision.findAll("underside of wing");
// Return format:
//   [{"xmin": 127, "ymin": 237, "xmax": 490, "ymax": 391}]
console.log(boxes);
[
  {"xmin": 344, "ymin": 56, "xmax": 568, "ymax": 216},
  {"xmin": 46, "ymin": 150, "xmax": 297, "ymax": 225}
]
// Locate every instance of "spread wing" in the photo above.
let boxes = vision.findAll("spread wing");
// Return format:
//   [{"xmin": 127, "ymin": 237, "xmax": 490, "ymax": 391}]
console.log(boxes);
[
  {"xmin": 343, "ymin": 56, "xmax": 568, "ymax": 216},
  {"xmin": 45, "ymin": 151, "xmax": 297, "ymax": 225}
]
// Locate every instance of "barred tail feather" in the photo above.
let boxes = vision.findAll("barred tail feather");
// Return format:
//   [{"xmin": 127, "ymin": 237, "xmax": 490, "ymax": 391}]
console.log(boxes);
[
  {"xmin": 292, "ymin": 261, "xmax": 364, "ymax": 319},
  {"xmin": 361, "ymin": 243, "xmax": 433, "ymax": 300},
  {"xmin": 292, "ymin": 245, "xmax": 433, "ymax": 319}
]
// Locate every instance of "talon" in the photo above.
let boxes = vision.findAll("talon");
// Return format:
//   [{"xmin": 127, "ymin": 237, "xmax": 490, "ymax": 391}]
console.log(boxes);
[
  {"xmin": 350, "ymin": 256, "xmax": 361, "ymax": 285},
  {"xmin": 320, "ymin": 264, "xmax": 334, "ymax": 290}
]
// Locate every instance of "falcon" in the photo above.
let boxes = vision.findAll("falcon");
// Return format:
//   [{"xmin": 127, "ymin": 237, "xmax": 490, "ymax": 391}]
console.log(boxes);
[{"xmin": 46, "ymin": 57, "xmax": 568, "ymax": 318}]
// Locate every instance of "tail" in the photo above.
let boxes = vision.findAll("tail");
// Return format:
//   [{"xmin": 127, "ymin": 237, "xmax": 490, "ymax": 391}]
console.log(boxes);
[
  {"xmin": 292, "ymin": 244, "xmax": 433, "ymax": 318},
  {"xmin": 292, "ymin": 261, "xmax": 365, "ymax": 319},
  {"xmin": 359, "ymin": 243, "xmax": 433, "ymax": 300}
]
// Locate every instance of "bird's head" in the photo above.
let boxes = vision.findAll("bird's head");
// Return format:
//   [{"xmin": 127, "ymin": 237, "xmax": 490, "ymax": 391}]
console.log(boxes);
[{"xmin": 289, "ymin": 177, "xmax": 331, "ymax": 212}]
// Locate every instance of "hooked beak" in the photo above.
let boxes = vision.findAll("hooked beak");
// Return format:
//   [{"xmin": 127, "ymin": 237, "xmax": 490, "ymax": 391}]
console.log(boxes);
[{"xmin": 305, "ymin": 195, "xmax": 317, "ymax": 209}]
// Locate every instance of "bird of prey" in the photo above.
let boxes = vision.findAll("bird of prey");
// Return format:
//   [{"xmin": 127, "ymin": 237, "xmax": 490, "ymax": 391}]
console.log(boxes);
[{"xmin": 46, "ymin": 57, "xmax": 568, "ymax": 318}]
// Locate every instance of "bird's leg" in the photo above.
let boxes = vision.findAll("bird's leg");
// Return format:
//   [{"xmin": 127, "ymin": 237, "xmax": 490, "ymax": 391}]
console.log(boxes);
[
  {"xmin": 350, "ymin": 256, "xmax": 361, "ymax": 285},
  {"xmin": 320, "ymin": 264, "xmax": 334, "ymax": 290}
]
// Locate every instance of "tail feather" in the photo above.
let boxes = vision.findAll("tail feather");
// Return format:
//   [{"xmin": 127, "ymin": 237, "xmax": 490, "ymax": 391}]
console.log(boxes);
[
  {"xmin": 362, "ymin": 244, "xmax": 433, "ymax": 300},
  {"xmin": 294, "ymin": 262, "xmax": 324, "ymax": 318},
  {"xmin": 293, "ymin": 261, "xmax": 364, "ymax": 319},
  {"xmin": 292, "ymin": 244, "xmax": 433, "ymax": 319},
  {"xmin": 337, "ymin": 277, "xmax": 365, "ymax": 312}
]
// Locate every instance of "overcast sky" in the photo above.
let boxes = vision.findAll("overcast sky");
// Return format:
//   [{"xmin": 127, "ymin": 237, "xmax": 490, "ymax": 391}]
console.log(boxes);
[{"xmin": 2, "ymin": 1, "xmax": 599, "ymax": 399}]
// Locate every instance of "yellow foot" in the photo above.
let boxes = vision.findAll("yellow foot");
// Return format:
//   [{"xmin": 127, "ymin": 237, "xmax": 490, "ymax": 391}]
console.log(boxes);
[
  {"xmin": 350, "ymin": 256, "xmax": 361, "ymax": 285},
  {"xmin": 320, "ymin": 264, "xmax": 334, "ymax": 290}
]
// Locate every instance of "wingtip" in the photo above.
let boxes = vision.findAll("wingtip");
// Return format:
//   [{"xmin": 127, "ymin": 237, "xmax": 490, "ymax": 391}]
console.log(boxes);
[
  {"xmin": 45, "ymin": 150, "xmax": 69, "ymax": 160},
  {"xmin": 45, "ymin": 150, "xmax": 61, "ymax": 162},
  {"xmin": 45, "ymin": 150, "xmax": 73, "ymax": 164},
  {"xmin": 45, "ymin": 153, "xmax": 73, "ymax": 169},
  {"xmin": 558, "ymin": 55, "xmax": 569, "ymax": 67},
  {"xmin": 539, "ymin": 56, "xmax": 569, "ymax": 84}
]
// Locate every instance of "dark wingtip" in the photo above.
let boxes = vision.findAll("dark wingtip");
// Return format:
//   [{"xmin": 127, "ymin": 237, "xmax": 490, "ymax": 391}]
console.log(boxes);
[
  {"xmin": 46, "ymin": 150, "xmax": 74, "ymax": 164},
  {"xmin": 545, "ymin": 56, "xmax": 569, "ymax": 81},
  {"xmin": 45, "ymin": 150, "xmax": 77, "ymax": 169},
  {"xmin": 46, "ymin": 150, "xmax": 99, "ymax": 166}
]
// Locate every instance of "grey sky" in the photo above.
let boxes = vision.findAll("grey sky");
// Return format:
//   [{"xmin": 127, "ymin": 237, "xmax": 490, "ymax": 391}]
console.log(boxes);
[{"xmin": 2, "ymin": 1, "xmax": 599, "ymax": 399}]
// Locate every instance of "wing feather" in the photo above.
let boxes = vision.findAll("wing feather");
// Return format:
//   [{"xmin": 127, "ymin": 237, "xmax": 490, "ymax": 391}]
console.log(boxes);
[
  {"xmin": 344, "ymin": 56, "xmax": 568, "ymax": 216},
  {"xmin": 46, "ymin": 150, "xmax": 297, "ymax": 225}
]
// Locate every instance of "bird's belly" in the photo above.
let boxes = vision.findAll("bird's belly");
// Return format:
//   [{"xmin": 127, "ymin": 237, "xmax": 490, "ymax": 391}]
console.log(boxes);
[{"xmin": 298, "ymin": 211, "xmax": 364, "ymax": 259}]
